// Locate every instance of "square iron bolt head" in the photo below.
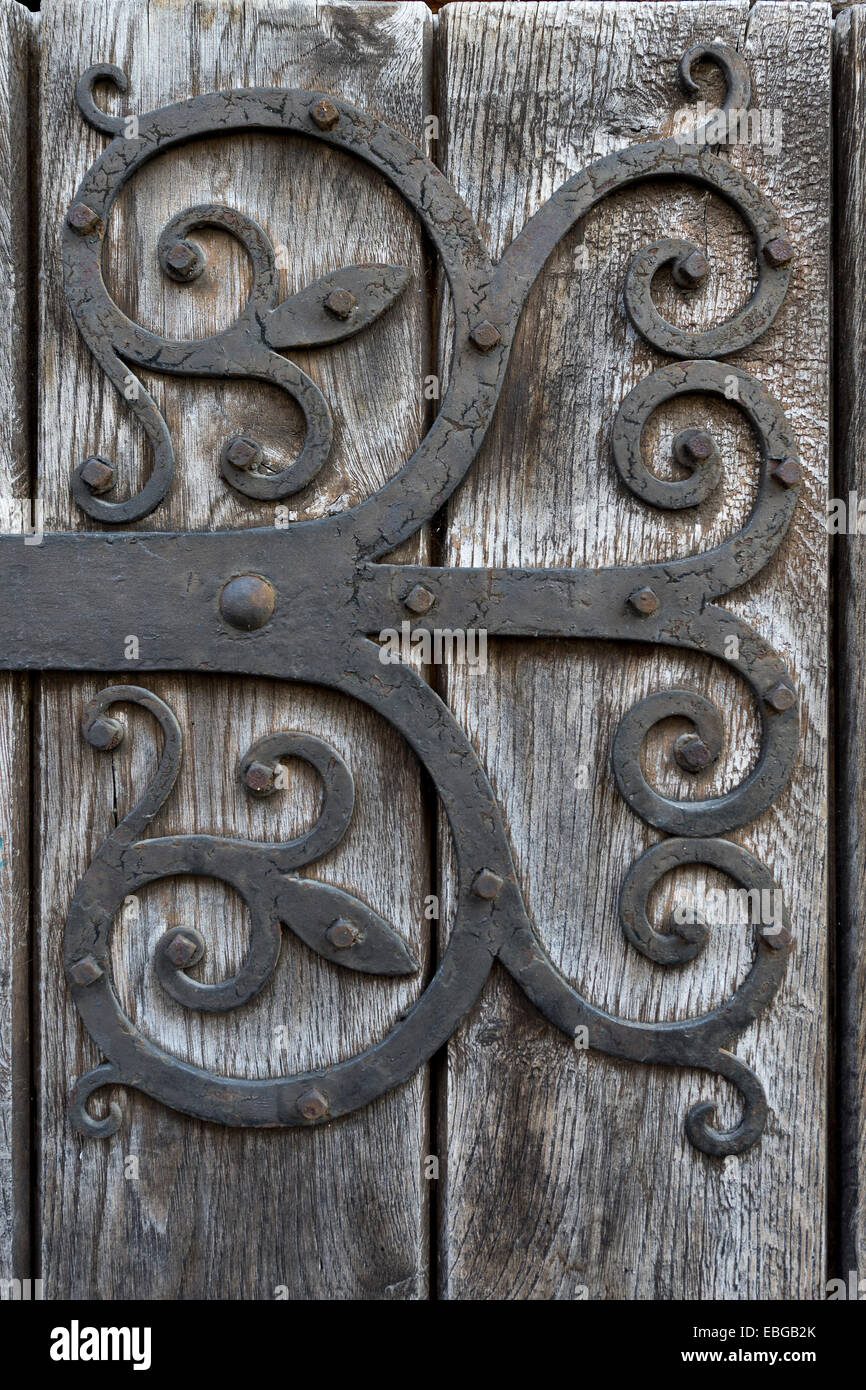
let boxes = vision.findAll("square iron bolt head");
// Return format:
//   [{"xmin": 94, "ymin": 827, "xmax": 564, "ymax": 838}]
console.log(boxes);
[
  {"xmin": 223, "ymin": 436, "xmax": 262, "ymax": 471},
  {"xmin": 404, "ymin": 583, "xmax": 436, "ymax": 615},
  {"xmin": 628, "ymin": 586, "xmax": 660, "ymax": 617},
  {"xmin": 674, "ymin": 732, "xmax": 713, "ymax": 772},
  {"xmin": 69, "ymin": 954, "xmax": 104, "ymax": 987},
  {"xmin": 244, "ymin": 760, "xmax": 276, "ymax": 793},
  {"xmin": 472, "ymin": 868, "xmax": 504, "ymax": 900},
  {"xmin": 469, "ymin": 320, "xmax": 502, "ymax": 352},
  {"xmin": 166, "ymin": 933, "xmax": 199, "ymax": 967},
  {"xmin": 79, "ymin": 456, "xmax": 116, "ymax": 493},
  {"xmin": 165, "ymin": 240, "xmax": 201, "ymax": 278},
  {"xmin": 771, "ymin": 457, "xmax": 803, "ymax": 489},
  {"xmin": 67, "ymin": 202, "xmax": 101, "ymax": 235}
]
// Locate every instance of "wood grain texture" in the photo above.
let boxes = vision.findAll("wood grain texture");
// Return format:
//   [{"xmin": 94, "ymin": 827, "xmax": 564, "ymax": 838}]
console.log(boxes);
[
  {"xmin": 37, "ymin": 0, "xmax": 434, "ymax": 1298},
  {"xmin": 437, "ymin": 0, "xmax": 830, "ymax": 1299},
  {"xmin": 835, "ymin": 3, "xmax": 866, "ymax": 1286},
  {"xmin": 0, "ymin": 0, "xmax": 34, "ymax": 1286}
]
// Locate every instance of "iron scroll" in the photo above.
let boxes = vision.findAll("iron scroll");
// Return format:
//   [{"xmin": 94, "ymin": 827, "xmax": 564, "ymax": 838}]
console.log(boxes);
[{"xmin": 26, "ymin": 44, "xmax": 803, "ymax": 1155}]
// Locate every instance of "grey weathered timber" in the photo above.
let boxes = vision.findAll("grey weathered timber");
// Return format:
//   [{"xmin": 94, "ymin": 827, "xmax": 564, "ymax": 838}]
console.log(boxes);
[
  {"xmin": 437, "ymin": 0, "xmax": 830, "ymax": 1299},
  {"xmin": 836, "ymin": 3, "xmax": 866, "ymax": 1288},
  {"xmin": 37, "ymin": 0, "xmax": 433, "ymax": 1300},
  {"xmin": 0, "ymin": 0, "xmax": 33, "ymax": 1288}
]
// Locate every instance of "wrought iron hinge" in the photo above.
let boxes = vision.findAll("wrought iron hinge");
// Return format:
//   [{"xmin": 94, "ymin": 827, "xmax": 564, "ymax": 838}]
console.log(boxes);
[{"xmin": 5, "ymin": 45, "xmax": 801, "ymax": 1154}]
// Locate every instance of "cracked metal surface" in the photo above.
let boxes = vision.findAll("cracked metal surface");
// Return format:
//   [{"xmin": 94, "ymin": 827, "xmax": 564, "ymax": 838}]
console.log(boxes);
[{"xmin": 5, "ymin": 44, "xmax": 803, "ymax": 1154}]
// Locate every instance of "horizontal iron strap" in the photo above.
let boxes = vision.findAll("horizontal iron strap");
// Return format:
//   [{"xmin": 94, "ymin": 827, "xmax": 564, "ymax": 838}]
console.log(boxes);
[{"xmin": 0, "ymin": 530, "xmax": 744, "ymax": 667}]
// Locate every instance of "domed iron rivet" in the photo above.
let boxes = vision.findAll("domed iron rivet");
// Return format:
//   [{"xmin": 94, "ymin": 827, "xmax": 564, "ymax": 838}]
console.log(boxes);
[
  {"xmin": 764, "ymin": 681, "xmax": 796, "ymax": 713},
  {"xmin": 219, "ymin": 575, "xmax": 276, "ymax": 631},
  {"xmin": 327, "ymin": 918, "xmax": 359, "ymax": 949}
]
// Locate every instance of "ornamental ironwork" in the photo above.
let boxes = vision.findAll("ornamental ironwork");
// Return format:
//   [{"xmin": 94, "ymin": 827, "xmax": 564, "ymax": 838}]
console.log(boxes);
[{"xmin": 6, "ymin": 45, "xmax": 803, "ymax": 1154}]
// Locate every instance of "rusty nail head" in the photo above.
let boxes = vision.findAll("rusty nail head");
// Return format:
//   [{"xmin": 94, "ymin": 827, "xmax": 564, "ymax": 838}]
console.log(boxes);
[
  {"xmin": 327, "ymin": 918, "xmax": 359, "ymax": 949},
  {"xmin": 470, "ymin": 320, "xmax": 501, "ymax": 352},
  {"xmin": 404, "ymin": 584, "xmax": 435, "ymax": 615},
  {"xmin": 674, "ymin": 250, "xmax": 710, "ymax": 288},
  {"xmin": 764, "ymin": 682, "xmax": 796, "ymax": 713},
  {"xmin": 683, "ymin": 430, "xmax": 714, "ymax": 462},
  {"xmin": 324, "ymin": 287, "xmax": 356, "ymax": 319},
  {"xmin": 244, "ymin": 760, "xmax": 276, "ymax": 793},
  {"xmin": 761, "ymin": 923, "xmax": 792, "ymax": 950},
  {"xmin": 472, "ymin": 868, "xmax": 504, "ymax": 900},
  {"xmin": 628, "ymin": 586, "xmax": 660, "ymax": 617},
  {"xmin": 764, "ymin": 236, "xmax": 794, "ymax": 268},
  {"xmin": 70, "ymin": 954, "xmax": 104, "ymax": 986},
  {"xmin": 225, "ymin": 437, "xmax": 260, "ymax": 470},
  {"xmin": 67, "ymin": 202, "xmax": 101, "ymax": 235},
  {"xmin": 674, "ymin": 732, "xmax": 713, "ymax": 772},
  {"xmin": 310, "ymin": 98, "xmax": 339, "ymax": 130},
  {"xmin": 219, "ymin": 574, "xmax": 276, "ymax": 631},
  {"xmin": 297, "ymin": 1088, "xmax": 329, "ymax": 1120},
  {"xmin": 166, "ymin": 932, "xmax": 199, "ymax": 967},
  {"xmin": 79, "ymin": 456, "xmax": 115, "ymax": 493},
  {"xmin": 771, "ymin": 457, "xmax": 803, "ymax": 489}
]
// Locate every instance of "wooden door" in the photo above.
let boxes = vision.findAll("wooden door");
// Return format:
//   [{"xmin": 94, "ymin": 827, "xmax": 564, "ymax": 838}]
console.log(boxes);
[{"xmin": 0, "ymin": 0, "xmax": 858, "ymax": 1303}]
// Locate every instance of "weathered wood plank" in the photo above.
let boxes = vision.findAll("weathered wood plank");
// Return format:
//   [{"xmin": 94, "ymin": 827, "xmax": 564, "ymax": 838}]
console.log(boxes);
[
  {"xmin": 37, "ymin": 0, "xmax": 433, "ymax": 1299},
  {"xmin": 437, "ymin": 0, "xmax": 830, "ymax": 1299},
  {"xmin": 0, "ymin": 0, "xmax": 34, "ymax": 1289},
  {"xmin": 835, "ymin": 2, "xmax": 866, "ymax": 1290}
]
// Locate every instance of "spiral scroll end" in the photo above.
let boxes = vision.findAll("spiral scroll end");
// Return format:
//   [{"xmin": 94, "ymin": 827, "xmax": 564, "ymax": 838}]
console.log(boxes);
[
  {"xmin": 685, "ymin": 1053, "xmax": 769, "ymax": 1157},
  {"xmin": 76, "ymin": 64, "xmax": 130, "ymax": 136},
  {"xmin": 676, "ymin": 43, "xmax": 751, "ymax": 114},
  {"xmin": 69, "ymin": 1064, "xmax": 124, "ymax": 1139}
]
